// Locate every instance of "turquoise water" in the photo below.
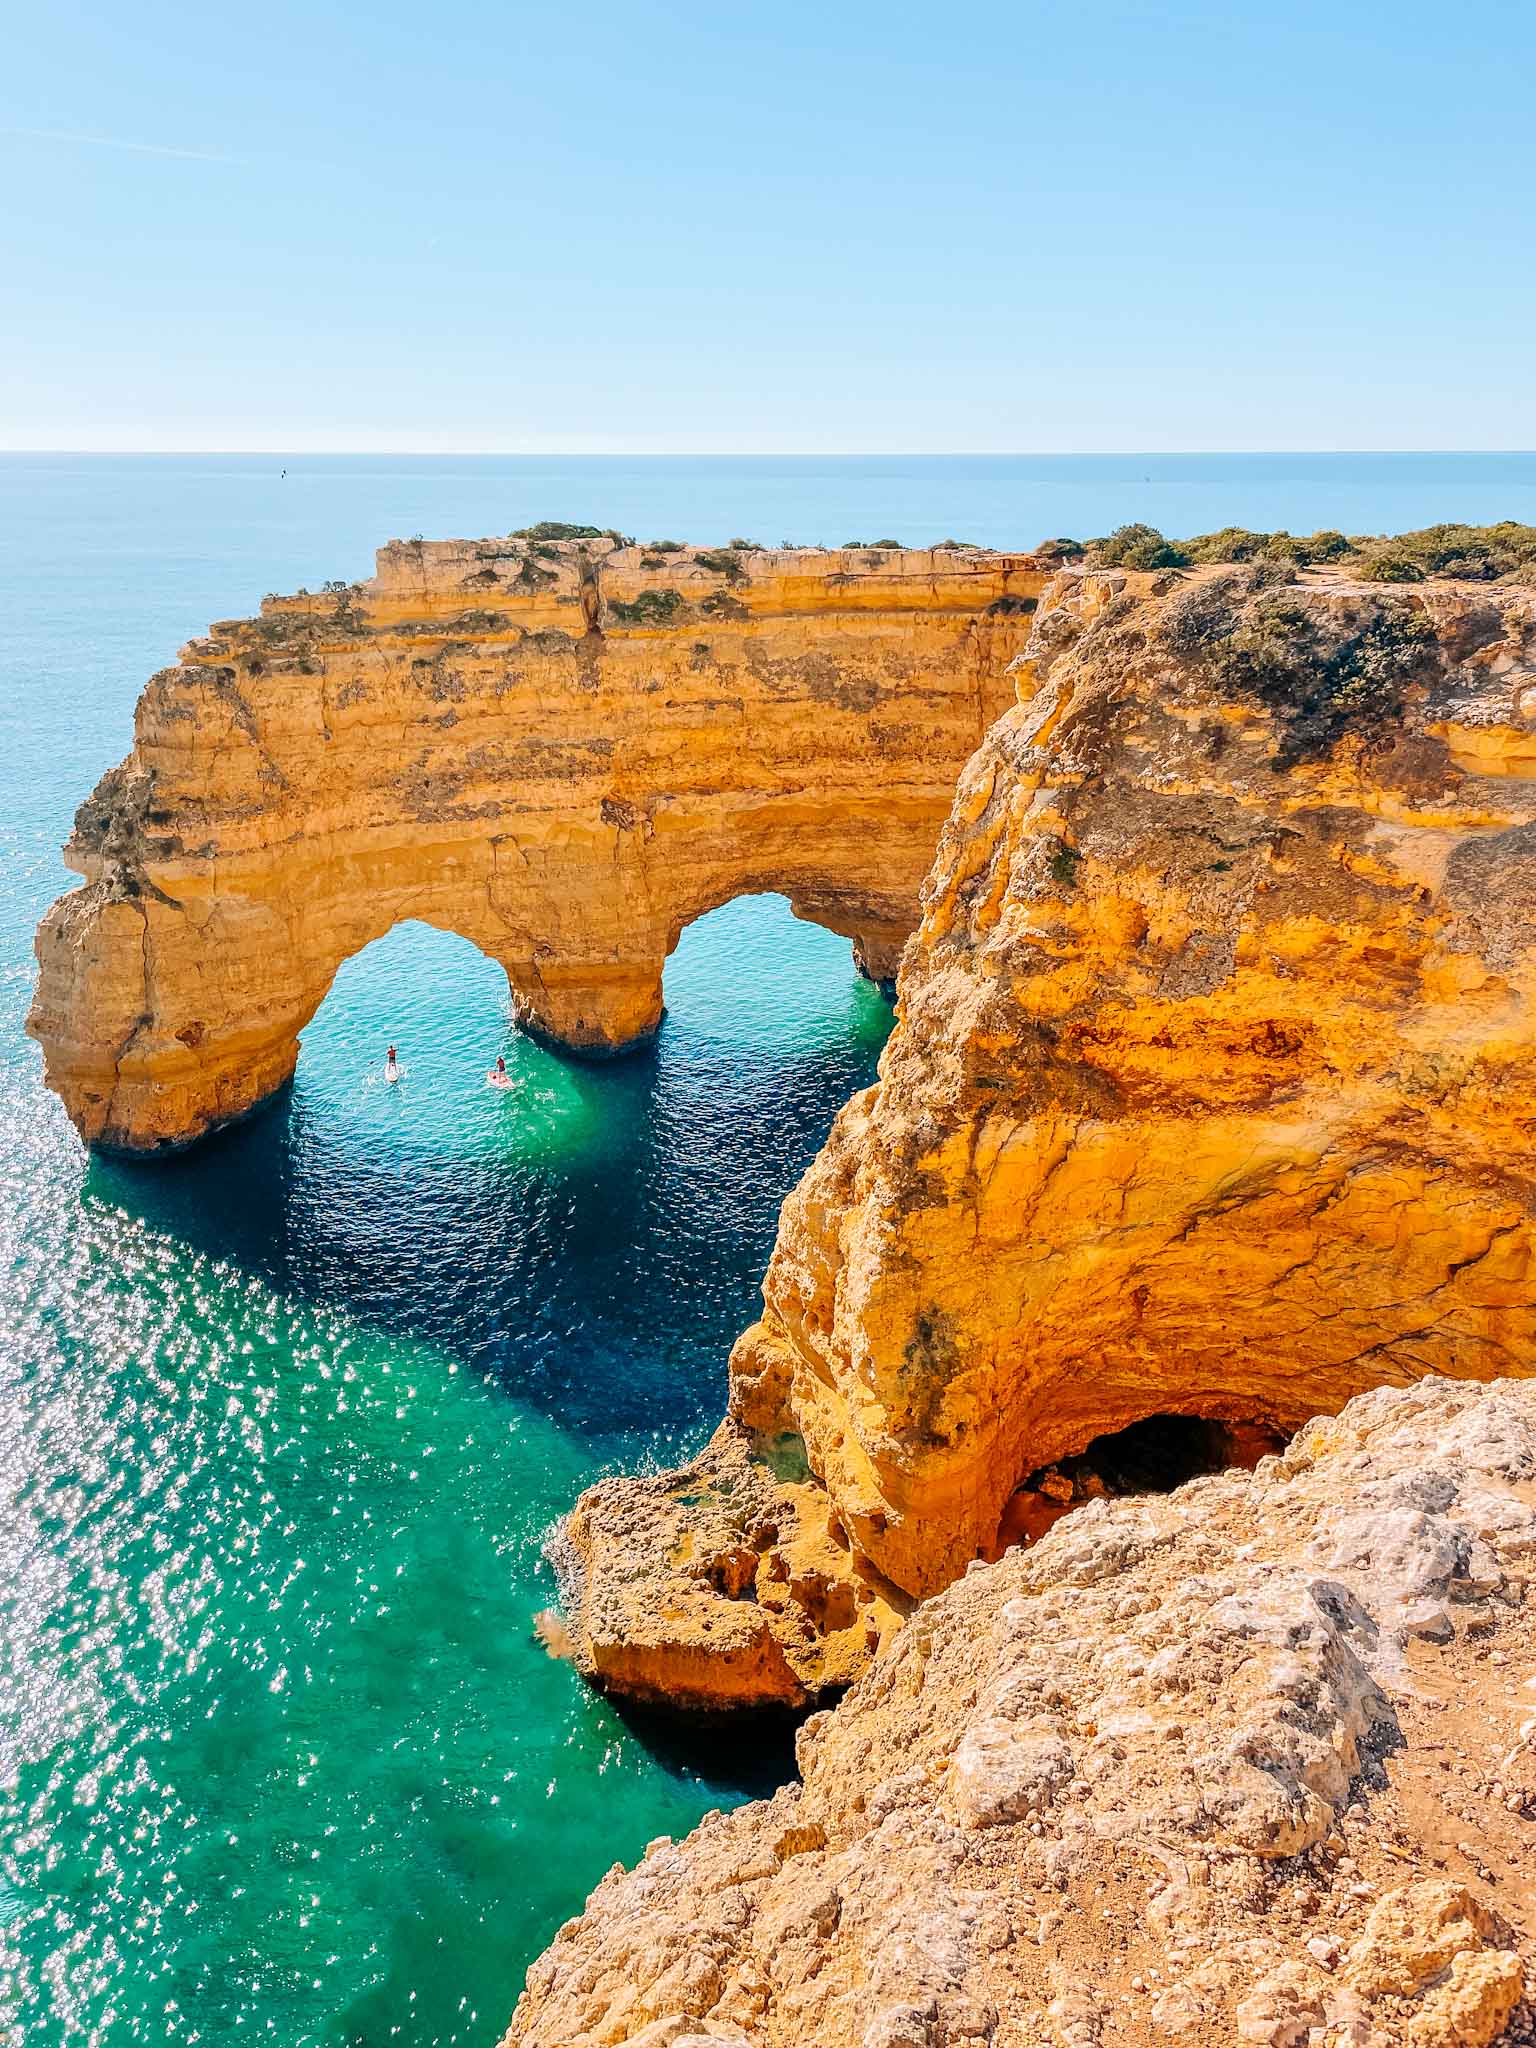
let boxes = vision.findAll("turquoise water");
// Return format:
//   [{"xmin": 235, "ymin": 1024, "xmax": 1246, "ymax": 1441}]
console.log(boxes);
[{"xmin": 4, "ymin": 454, "xmax": 1536, "ymax": 2047}]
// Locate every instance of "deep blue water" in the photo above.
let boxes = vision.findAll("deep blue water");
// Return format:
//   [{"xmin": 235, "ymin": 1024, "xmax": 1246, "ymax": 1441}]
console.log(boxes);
[{"xmin": 2, "ymin": 453, "xmax": 1533, "ymax": 2047}]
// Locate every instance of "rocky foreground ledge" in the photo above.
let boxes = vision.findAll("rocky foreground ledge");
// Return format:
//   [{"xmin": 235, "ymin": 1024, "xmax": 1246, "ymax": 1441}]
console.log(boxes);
[{"xmin": 510, "ymin": 1377, "xmax": 1535, "ymax": 2047}]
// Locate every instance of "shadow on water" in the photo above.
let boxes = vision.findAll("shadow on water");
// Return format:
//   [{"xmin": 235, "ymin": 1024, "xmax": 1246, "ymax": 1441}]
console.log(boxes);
[
  {"xmin": 608, "ymin": 1697, "xmax": 808, "ymax": 1799},
  {"xmin": 0, "ymin": 901, "xmax": 896, "ymax": 2048},
  {"xmin": 83, "ymin": 901, "xmax": 894, "ymax": 1449}
]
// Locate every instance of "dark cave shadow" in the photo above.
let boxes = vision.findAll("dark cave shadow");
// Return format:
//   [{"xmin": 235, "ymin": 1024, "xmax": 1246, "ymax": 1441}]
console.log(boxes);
[{"xmin": 607, "ymin": 1695, "xmax": 811, "ymax": 1800}]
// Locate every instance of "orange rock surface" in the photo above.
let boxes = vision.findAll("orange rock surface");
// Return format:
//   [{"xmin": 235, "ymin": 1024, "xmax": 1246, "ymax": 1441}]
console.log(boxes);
[
  {"xmin": 28, "ymin": 539, "xmax": 1041, "ymax": 1151},
  {"xmin": 554, "ymin": 1417, "xmax": 912, "ymax": 1712},
  {"xmin": 561, "ymin": 565, "xmax": 1536, "ymax": 1708},
  {"xmin": 512, "ymin": 1378, "xmax": 1536, "ymax": 2046}
]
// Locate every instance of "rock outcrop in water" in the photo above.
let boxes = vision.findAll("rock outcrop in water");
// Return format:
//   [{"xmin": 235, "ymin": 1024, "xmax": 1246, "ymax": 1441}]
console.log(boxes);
[
  {"xmin": 561, "ymin": 566, "xmax": 1536, "ymax": 1709},
  {"xmin": 28, "ymin": 539, "xmax": 1043, "ymax": 1151},
  {"xmin": 511, "ymin": 1377, "xmax": 1536, "ymax": 2046}
]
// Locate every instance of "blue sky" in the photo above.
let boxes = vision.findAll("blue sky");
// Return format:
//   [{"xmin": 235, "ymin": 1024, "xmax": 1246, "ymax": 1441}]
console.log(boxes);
[{"xmin": 2, "ymin": 0, "xmax": 1531, "ymax": 452}]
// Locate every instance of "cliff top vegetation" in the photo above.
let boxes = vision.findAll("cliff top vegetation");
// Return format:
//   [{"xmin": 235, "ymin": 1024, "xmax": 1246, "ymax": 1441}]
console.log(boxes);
[{"xmin": 1051, "ymin": 519, "xmax": 1536, "ymax": 583}]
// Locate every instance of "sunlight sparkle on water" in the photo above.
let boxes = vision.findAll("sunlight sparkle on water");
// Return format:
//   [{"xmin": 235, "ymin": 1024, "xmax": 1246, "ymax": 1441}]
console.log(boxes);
[{"xmin": 1, "ymin": 898, "xmax": 889, "ymax": 2047}]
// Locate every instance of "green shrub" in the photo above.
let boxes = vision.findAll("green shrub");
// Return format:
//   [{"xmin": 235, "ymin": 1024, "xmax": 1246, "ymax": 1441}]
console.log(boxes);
[
  {"xmin": 695, "ymin": 549, "xmax": 748, "ymax": 583},
  {"xmin": 1048, "ymin": 841, "xmax": 1081, "ymax": 888},
  {"xmin": 1180, "ymin": 528, "xmax": 1270, "ymax": 564},
  {"xmin": 1087, "ymin": 523, "xmax": 1190, "ymax": 570},
  {"xmin": 1367, "ymin": 522, "xmax": 1536, "ymax": 580},
  {"xmin": 1173, "ymin": 522, "xmax": 1536, "ymax": 581},
  {"xmin": 1358, "ymin": 552, "xmax": 1426, "ymax": 584},
  {"xmin": 1288, "ymin": 529, "xmax": 1352, "ymax": 562},
  {"xmin": 1124, "ymin": 535, "xmax": 1189, "ymax": 570},
  {"xmin": 1180, "ymin": 528, "xmax": 1352, "ymax": 568},
  {"xmin": 608, "ymin": 589, "xmax": 689, "ymax": 627},
  {"xmin": 1171, "ymin": 585, "xmax": 1439, "ymax": 766}
]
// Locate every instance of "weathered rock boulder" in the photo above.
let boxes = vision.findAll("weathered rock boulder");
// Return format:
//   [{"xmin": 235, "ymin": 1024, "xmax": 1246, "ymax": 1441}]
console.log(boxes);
[
  {"xmin": 561, "ymin": 566, "xmax": 1536, "ymax": 1707},
  {"xmin": 552, "ymin": 1420, "xmax": 912, "ymax": 1712},
  {"xmin": 509, "ymin": 1377, "xmax": 1536, "ymax": 2046},
  {"xmin": 28, "ymin": 539, "xmax": 1042, "ymax": 1151}
]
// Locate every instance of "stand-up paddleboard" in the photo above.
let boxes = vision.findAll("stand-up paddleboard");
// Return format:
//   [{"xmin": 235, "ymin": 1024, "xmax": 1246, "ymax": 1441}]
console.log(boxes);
[{"xmin": 486, "ymin": 1068, "xmax": 517, "ymax": 1091}]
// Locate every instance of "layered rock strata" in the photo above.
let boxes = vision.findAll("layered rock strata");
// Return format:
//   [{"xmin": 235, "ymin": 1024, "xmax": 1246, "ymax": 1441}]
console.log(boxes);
[
  {"xmin": 563, "ymin": 567, "xmax": 1536, "ymax": 1708},
  {"xmin": 510, "ymin": 1377, "xmax": 1536, "ymax": 2047},
  {"xmin": 29, "ymin": 540, "xmax": 1042, "ymax": 1151}
]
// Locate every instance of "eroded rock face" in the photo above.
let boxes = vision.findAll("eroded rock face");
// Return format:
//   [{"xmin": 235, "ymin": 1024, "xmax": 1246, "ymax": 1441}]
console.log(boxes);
[
  {"xmin": 553, "ymin": 1420, "xmax": 913, "ymax": 1712},
  {"xmin": 29, "ymin": 540, "xmax": 1042, "ymax": 1151},
  {"xmin": 560, "ymin": 566, "xmax": 1536, "ymax": 1706},
  {"xmin": 509, "ymin": 1378, "xmax": 1536, "ymax": 2047}
]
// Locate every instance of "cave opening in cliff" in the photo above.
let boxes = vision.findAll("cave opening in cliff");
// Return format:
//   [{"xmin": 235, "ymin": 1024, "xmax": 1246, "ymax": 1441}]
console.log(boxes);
[{"xmin": 995, "ymin": 1411, "xmax": 1291, "ymax": 1554}]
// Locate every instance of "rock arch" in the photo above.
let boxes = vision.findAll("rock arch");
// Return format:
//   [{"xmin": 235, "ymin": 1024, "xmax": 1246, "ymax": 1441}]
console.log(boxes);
[{"xmin": 30, "ymin": 539, "xmax": 1045, "ymax": 1151}]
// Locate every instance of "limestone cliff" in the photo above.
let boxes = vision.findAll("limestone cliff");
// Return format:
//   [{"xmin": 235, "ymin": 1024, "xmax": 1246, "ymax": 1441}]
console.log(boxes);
[
  {"xmin": 511, "ymin": 1377, "xmax": 1536, "ymax": 2047},
  {"xmin": 561, "ymin": 566, "xmax": 1536, "ymax": 1708},
  {"xmin": 29, "ymin": 539, "xmax": 1042, "ymax": 1151}
]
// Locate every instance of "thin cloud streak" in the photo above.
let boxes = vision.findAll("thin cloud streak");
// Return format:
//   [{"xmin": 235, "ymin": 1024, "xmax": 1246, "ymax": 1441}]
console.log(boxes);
[{"xmin": 2, "ymin": 125, "xmax": 237, "ymax": 163}]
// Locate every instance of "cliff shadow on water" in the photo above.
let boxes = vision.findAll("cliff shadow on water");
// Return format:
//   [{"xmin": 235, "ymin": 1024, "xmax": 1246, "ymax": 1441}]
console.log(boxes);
[{"xmin": 80, "ymin": 897, "xmax": 895, "ymax": 1452}]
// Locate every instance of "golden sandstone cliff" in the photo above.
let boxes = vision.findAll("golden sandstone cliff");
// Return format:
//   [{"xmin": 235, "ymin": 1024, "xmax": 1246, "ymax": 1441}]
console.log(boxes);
[
  {"xmin": 559, "ymin": 563, "xmax": 1536, "ymax": 1711},
  {"xmin": 27, "ymin": 537, "xmax": 1041, "ymax": 1152},
  {"xmin": 511, "ymin": 1377, "xmax": 1536, "ymax": 2047},
  {"xmin": 28, "ymin": 535, "xmax": 1536, "ymax": 2043}
]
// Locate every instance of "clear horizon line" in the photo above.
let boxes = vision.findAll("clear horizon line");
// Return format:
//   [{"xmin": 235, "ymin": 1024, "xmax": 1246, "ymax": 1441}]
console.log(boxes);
[{"xmin": 3, "ymin": 445, "xmax": 1536, "ymax": 459}]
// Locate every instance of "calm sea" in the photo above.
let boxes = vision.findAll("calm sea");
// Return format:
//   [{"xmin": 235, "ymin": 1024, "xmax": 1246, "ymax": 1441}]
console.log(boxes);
[{"xmin": 3, "ymin": 453, "xmax": 1534, "ymax": 2047}]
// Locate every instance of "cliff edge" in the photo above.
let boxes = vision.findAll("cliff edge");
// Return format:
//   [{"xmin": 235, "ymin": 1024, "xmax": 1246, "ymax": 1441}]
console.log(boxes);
[{"xmin": 560, "ymin": 565, "xmax": 1536, "ymax": 1708}]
